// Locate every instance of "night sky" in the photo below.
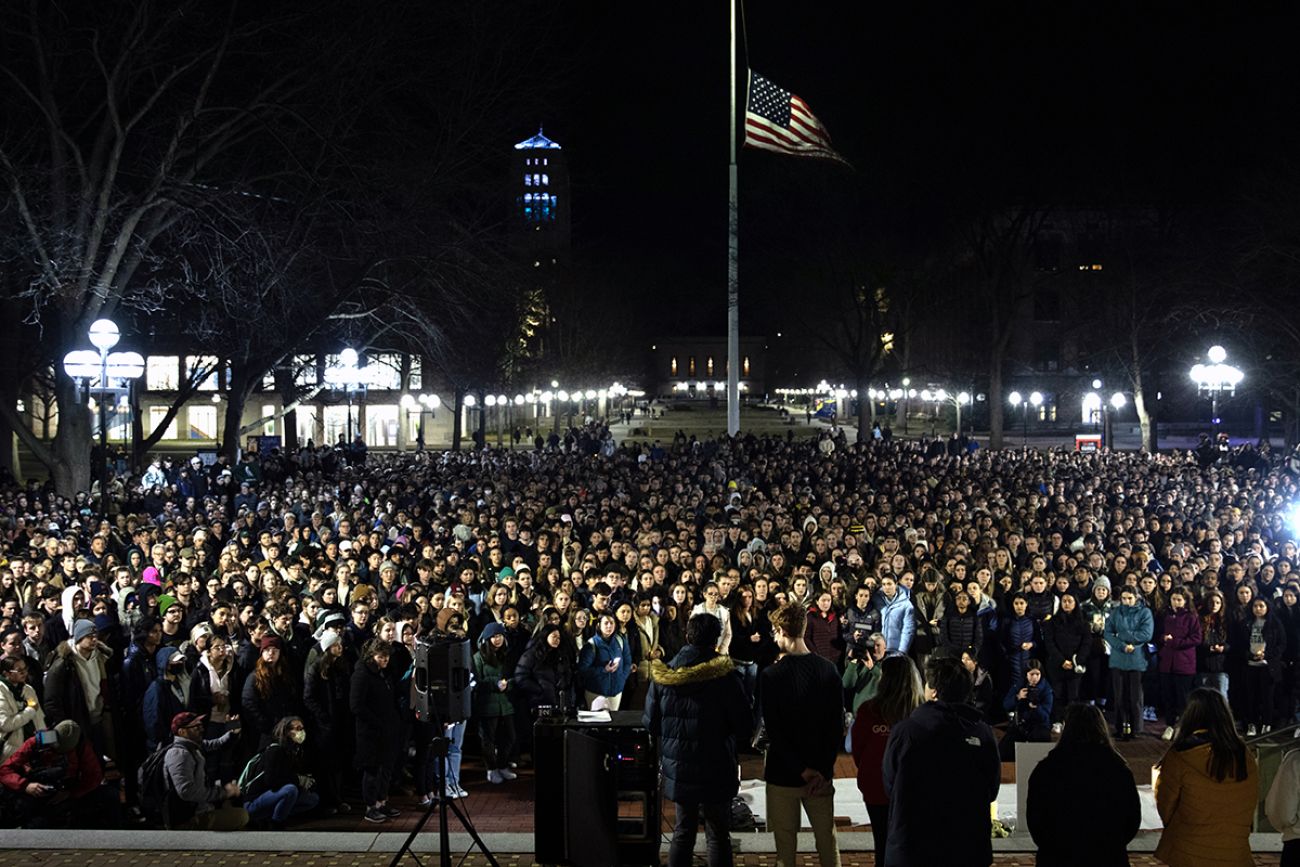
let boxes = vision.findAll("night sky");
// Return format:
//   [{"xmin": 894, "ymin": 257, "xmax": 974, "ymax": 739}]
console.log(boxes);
[{"xmin": 539, "ymin": 3, "xmax": 1300, "ymax": 337}]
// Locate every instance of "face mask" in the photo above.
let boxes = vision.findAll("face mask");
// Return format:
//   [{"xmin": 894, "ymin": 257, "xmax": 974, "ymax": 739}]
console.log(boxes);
[{"xmin": 290, "ymin": 730, "xmax": 306, "ymax": 745}]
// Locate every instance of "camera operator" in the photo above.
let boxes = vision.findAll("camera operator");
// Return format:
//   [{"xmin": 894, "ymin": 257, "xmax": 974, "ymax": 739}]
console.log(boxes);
[
  {"xmin": 843, "ymin": 632, "xmax": 887, "ymax": 714},
  {"xmin": 999, "ymin": 659, "xmax": 1054, "ymax": 761},
  {"xmin": 0, "ymin": 720, "xmax": 119, "ymax": 827}
]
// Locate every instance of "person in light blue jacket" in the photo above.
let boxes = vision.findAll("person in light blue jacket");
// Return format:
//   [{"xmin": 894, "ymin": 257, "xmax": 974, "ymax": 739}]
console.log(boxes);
[
  {"xmin": 878, "ymin": 577, "xmax": 915, "ymax": 656},
  {"xmin": 1104, "ymin": 586, "xmax": 1154, "ymax": 740},
  {"xmin": 578, "ymin": 613, "xmax": 633, "ymax": 710}
]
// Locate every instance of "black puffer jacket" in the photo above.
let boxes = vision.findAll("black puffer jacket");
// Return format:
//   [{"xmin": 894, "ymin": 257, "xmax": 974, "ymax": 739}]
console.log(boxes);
[
  {"xmin": 1042, "ymin": 610, "xmax": 1091, "ymax": 671},
  {"xmin": 938, "ymin": 608, "xmax": 983, "ymax": 656},
  {"xmin": 643, "ymin": 645, "xmax": 752, "ymax": 804},
  {"xmin": 513, "ymin": 634, "xmax": 576, "ymax": 710}
]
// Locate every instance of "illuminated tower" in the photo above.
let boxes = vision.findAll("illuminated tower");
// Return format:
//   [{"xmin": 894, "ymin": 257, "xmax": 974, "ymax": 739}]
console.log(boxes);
[
  {"xmin": 506, "ymin": 128, "xmax": 571, "ymax": 375},
  {"xmin": 510, "ymin": 127, "xmax": 570, "ymax": 264}
]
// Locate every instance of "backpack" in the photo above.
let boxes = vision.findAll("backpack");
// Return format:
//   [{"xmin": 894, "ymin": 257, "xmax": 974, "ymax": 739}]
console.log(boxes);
[
  {"xmin": 237, "ymin": 743, "xmax": 275, "ymax": 795},
  {"xmin": 137, "ymin": 741, "xmax": 179, "ymax": 825},
  {"xmin": 729, "ymin": 795, "xmax": 756, "ymax": 831}
]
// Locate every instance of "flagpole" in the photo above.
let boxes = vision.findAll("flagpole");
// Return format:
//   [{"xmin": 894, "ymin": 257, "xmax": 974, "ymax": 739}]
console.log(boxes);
[{"xmin": 726, "ymin": 0, "xmax": 740, "ymax": 437}]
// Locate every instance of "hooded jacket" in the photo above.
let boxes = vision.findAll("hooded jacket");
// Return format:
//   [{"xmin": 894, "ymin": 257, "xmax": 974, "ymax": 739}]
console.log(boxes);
[
  {"xmin": 643, "ymin": 645, "xmax": 751, "ymax": 804},
  {"xmin": 142, "ymin": 646, "xmax": 191, "ymax": 751}
]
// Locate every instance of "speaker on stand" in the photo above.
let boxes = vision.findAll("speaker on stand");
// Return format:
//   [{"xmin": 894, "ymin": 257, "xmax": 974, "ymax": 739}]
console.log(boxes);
[{"xmin": 412, "ymin": 636, "xmax": 472, "ymax": 723}]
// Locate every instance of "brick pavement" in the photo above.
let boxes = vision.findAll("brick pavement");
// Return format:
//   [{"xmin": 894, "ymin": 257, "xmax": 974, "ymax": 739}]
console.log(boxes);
[{"xmin": 0, "ymin": 853, "xmax": 1283, "ymax": 866}]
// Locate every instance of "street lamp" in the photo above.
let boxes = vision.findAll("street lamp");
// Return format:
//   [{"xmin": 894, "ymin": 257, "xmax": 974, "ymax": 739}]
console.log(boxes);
[
  {"xmin": 954, "ymin": 391, "xmax": 971, "ymax": 438},
  {"xmin": 1190, "ymin": 344, "xmax": 1243, "ymax": 437},
  {"xmin": 1009, "ymin": 391, "xmax": 1024, "ymax": 446},
  {"xmin": 403, "ymin": 392, "xmax": 443, "ymax": 450},
  {"xmin": 63, "ymin": 318, "xmax": 144, "ymax": 519},
  {"xmin": 323, "ymin": 348, "xmax": 376, "ymax": 445}
]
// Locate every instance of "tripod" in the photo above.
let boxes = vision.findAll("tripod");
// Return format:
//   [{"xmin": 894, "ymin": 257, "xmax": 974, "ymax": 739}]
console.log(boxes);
[{"xmin": 388, "ymin": 733, "xmax": 499, "ymax": 867}]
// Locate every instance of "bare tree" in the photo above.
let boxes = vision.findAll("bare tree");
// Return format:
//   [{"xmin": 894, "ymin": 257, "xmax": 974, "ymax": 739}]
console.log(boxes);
[
  {"xmin": 959, "ymin": 205, "xmax": 1055, "ymax": 449},
  {"xmin": 0, "ymin": 1, "xmax": 369, "ymax": 492}
]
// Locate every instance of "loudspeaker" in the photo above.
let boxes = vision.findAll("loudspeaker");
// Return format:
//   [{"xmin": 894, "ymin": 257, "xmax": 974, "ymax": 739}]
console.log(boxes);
[
  {"xmin": 533, "ymin": 712, "xmax": 660, "ymax": 867},
  {"xmin": 412, "ymin": 637, "xmax": 471, "ymax": 723}
]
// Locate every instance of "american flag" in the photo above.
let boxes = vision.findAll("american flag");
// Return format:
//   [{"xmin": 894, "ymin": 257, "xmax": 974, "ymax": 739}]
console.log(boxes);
[{"xmin": 744, "ymin": 72, "xmax": 849, "ymax": 166}]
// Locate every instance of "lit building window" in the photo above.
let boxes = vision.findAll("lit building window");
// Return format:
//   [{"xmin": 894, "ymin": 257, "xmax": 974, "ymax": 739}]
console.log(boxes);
[
  {"xmin": 543, "ymin": 158, "xmax": 548, "ymax": 166},
  {"xmin": 541, "ymin": 174, "xmax": 549, "ymax": 186},
  {"xmin": 185, "ymin": 355, "xmax": 221, "ymax": 391},
  {"xmin": 146, "ymin": 356, "xmax": 180, "ymax": 391},
  {"xmin": 670, "ymin": 357, "xmax": 678, "ymax": 376},
  {"xmin": 187, "ymin": 405, "xmax": 218, "ymax": 440},
  {"xmin": 706, "ymin": 357, "xmax": 714, "ymax": 377},
  {"xmin": 524, "ymin": 174, "xmax": 532, "ymax": 186},
  {"xmin": 688, "ymin": 356, "xmax": 696, "ymax": 377},
  {"xmin": 743, "ymin": 356, "xmax": 750, "ymax": 377},
  {"xmin": 148, "ymin": 405, "xmax": 179, "ymax": 439}
]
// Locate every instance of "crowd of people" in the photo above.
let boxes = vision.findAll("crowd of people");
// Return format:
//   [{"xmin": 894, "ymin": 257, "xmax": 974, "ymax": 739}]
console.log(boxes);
[{"xmin": 1, "ymin": 423, "xmax": 1300, "ymax": 862}]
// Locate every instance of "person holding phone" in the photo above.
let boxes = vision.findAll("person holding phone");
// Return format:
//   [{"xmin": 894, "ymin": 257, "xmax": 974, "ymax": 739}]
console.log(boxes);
[{"xmin": 578, "ymin": 612, "xmax": 632, "ymax": 710}]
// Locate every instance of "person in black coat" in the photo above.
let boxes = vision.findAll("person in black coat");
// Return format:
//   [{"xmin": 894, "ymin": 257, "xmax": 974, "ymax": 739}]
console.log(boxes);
[
  {"xmin": 882, "ymin": 655, "xmax": 1001, "ymax": 867},
  {"xmin": 938, "ymin": 590, "xmax": 984, "ymax": 657},
  {"xmin": 1233, "ymin": 597, "xmax": 1289, "ymax": 733},
  {"xmin": 513, "ymin": 624, "xmax": 575, "ymax": 712},
  {"xmin": 1042, "ymin": 594, "xmax": 1092, "ymax": 727},
  {"xmin": 643, "ymin": 614, "xmax": 752, "ymax": 867},
  {"xmin": 1026, "ymin": 703, "xmax": 1141, "ymax": 866},
  {"xmin": 350, "ymin": 638, "xmax": 401, "ymax": 823},
  {"xmin": 302, "ymin": 631, "xmax": 353, "ymax": 812},
  {"xmin": 240, "ymin": 636, "xmax": 300, "ymax": 749}
]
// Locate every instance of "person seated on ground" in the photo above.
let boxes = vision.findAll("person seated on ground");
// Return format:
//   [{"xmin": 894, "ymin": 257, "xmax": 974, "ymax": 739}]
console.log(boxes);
[
  {"xmin": 162, "ymin": 711, "xmax": 247, "ymax": 831},
  {"xmin": 1026, "ymin": 703, "xmax": 1141, "ymax": 867},
  {"xmin": 0, "ymin": 720, "xmax": 119, "ymax": 828},
  {"xmin": 1000, "ymin": 658, "xmax": 1054, "ymax": 761},
  {"xmin": 240, "ymin": 715, "xmax": 320, "ymax": 829}
]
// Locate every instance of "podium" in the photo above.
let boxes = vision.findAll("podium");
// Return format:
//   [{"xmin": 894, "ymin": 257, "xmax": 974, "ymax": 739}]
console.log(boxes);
[{"xmin": 533, "ymin": 710, "xmax": 660, "ymax": 867}]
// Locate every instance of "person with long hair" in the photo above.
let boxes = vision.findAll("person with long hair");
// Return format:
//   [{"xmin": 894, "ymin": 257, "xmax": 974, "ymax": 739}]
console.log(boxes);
[
  {"xmin": 240, "ymin": 635, "xmax": 300, "ymax": 750},
  {"xmin": 514, "ymin": 623, "xmax": 576, "ymax": 712},
  {"xmin": 1235, "ymin": 596, "xmax": 1287, "ymax": 736},
  {"xmin": 302, "ymin": 629, "xmax": 352, "ymax": 813},
  {"xmin": 1105, "ymin": 586, "xmax": 1154, "ymax": 740},
  {"xmin": 241, "ymin": 715, "xmax": 320, "ymax": 829},
  {"xmin": 1026, "ymin": 703, "xmax": 1141, "ymax": 867},
  {"xmin": 472, "ymin": 623, "xmax": 517, "ymax": 785},
  {"xmin": 850, "ymin": 655, "xmax": 923, "ymax": 865},
  {"xmin": 578, "ymin": 612, "xmax": 633, "ymax": 711},
  {"xmin": 1197, "ymin": 589, "xmax": 1230, "ymax": 700},
  {"xmin": 1157, "ymin": 587, "xmax": 1203, "ymax": 740},
  {"xmin": 350, "ymin": 638, "xmax": 402, "ymax": 823},
  {"xmin": 1041, "ymin": 592, "xmax": 1090, "ymax": 733},
  {"xmin": 1154, "ymin": 687, "xmax": 1258, "ymax": 867}
]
